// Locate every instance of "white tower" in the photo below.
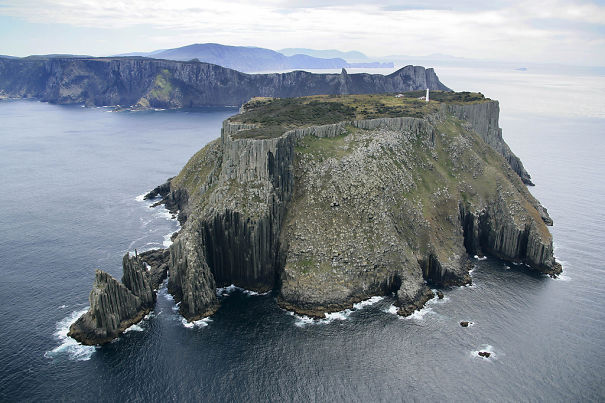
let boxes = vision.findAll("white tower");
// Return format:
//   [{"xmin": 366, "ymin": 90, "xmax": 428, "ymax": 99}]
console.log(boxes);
[{"xmin": 425, "ymin": 88, "xmax": 429, "ymax": 103}]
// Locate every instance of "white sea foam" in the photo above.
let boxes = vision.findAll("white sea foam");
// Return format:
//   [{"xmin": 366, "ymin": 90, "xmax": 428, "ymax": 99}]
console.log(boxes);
[
  {"xmin": 59, "ymin": 304, "xmax": 67, "ymax": 309},
  {"xmin": 124, "ymin": 324, "xmax": 144, "ymax": 333},
  {"xmin": 163, "ymin": 233, "xmax": 173, "ymax": 248},
  {"xmin": 44, "ymin": 308, "xmax": 97, "ymax": 361},
  {"xmin": 405, "ymin": 306, "xmax": 435, "ymax": 320},
  {"xmin": 157, "ymin": 210, "xmax": 174, "ymax": 221},
  {"xmin": 474, "ymin": 255, "xmax": 487, "ymax": 261},
  {"xmin": 430, "ymin": 292, "xmax": 450, "ymax": 304},
  {"xmin": 160, "ymin": 288, "xmax": 174, "ymax": 301},
  {"xmin": 384, "ymin": 304, "xmax": 399, "ymax": 315},
  {"xmin": 290, "ymin": 295, "xmax": 384, "ymax": 327},
  {"xmin": 352, "ymin": 296, "xmax": 384, "ymax": 309},
  {"xmin": 382, "ymin": 293, "xmax": 444, "ymax": 321},
  {"xmin": 135, "ymin": 193, "xmax": 147, "ymax": 202},
  {"xmin": 288, "ymin": 310, "xmax": 351, "ymax": 327},
  {"xmin": 182, "ymin": 317, "xmax": 212, "ymax": 329},
  {"xmin": 216, "ymin": 284, "xmax": 270, "ymax": 297},
  {"xmin": 556, "ymin": 273, "xmax": 572, "ymax": 282}
]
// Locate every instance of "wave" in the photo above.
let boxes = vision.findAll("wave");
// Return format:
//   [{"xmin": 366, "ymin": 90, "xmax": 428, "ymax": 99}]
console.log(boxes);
[
  {"xmin": 181, "ymin": 317, "xmax": 212, "ymax": 329},
  {"xmin": 44, "ymin": 308, "xmax": 97, "ymax": 361},
  {"xmin": 474, "ymin": 255, "xmax": 487, "ymax": 261},
  {"xmin": 383, "ymin": 292, "xmax": 447, "ymax": 320},
  {"xmin": 163, "ymin": 233, "xmax": 174, "ymax": 248},
  {"xmin": 216, "ymin": 284, "xmax": 271, "ymax": 297},
  {"xmin": 289, "ymin": 296, "xmax": 384, "ymax": 327},
  {"xmin": 383, "ymin": 304, "xmax": 398, "ymax": 315},
  {"xmin": 124, "ymin": 324, "xmax": 144, "ymax": 333},
  {"xmin": 405, "ymin": 306, "xmax": 435, "ymax": 320}
]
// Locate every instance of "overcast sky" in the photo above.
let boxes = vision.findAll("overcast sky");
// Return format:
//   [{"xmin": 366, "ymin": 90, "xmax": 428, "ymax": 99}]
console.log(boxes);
[{"xmin": 1, "ymin": 0, "xmax": 604, "ymax": 65}]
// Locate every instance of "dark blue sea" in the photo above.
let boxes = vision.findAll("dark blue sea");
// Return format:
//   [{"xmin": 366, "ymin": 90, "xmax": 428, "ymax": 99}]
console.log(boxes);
[{"xmin": 0, "ymin": 67, "xmax": 604, "ymax": 401}]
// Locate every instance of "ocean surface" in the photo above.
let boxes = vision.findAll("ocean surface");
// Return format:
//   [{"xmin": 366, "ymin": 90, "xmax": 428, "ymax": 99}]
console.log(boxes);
[{"xmin": 0, "ymin": 66, "xmax": 604, "ymax": 401}]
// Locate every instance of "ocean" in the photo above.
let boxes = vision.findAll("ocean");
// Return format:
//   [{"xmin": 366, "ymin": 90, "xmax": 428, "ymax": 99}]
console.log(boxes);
[{"xmin": 0, "ymin": 66, "xmax": 604, "ymax": 401}]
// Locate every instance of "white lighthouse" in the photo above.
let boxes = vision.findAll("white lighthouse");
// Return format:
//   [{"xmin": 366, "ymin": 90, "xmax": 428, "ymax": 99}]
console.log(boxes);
[{"xmin": 425, "ymin": 88, "xmax": 430, "ymax": 103}]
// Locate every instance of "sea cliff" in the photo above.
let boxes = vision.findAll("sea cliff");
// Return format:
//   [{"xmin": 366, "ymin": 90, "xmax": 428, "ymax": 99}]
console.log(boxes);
[
  {"xmin": 69, "ymin": 91, "xmax": 560, "ymax": 344},
  {"xmin": 0, "ymin": 56, "xmax": 448, "ymax": 109}
]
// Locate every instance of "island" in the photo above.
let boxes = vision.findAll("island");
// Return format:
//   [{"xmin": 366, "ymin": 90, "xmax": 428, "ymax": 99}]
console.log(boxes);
[{"xmin": 68, "ymin": 91, "xmax": 560, "ymax": 345}]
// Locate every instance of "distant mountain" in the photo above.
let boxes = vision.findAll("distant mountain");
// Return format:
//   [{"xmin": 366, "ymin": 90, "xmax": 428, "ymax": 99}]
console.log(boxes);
[
  {"xmin": 280, "ymin": 48, "xmax": 369, "ymax": 61},
  {"xmin": 115, "ymin": 43, "xmax": 393, "ymax": 72}
]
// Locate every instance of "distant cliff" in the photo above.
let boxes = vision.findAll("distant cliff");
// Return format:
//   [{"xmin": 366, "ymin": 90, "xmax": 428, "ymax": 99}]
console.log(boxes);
[
  {"xmin": 0, "ymin": 56, "xmax": 448, "ymax": 109},
  {"xmin": 69, "ymin": 92, "xmax": 559, "ymax": 344},
  {"xmin": 117, "ymin": 43, "xmax": 394, "ymax": 71}
]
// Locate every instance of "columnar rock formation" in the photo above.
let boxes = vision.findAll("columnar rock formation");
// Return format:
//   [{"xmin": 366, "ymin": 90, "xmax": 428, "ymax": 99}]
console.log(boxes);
[
  {"xmin": 0, "ymin": 56, "xmax": 449, "ymax": 109},
  {"xmin": 68, "ymin": 251, "xmax": 169, "ymax": 345}
]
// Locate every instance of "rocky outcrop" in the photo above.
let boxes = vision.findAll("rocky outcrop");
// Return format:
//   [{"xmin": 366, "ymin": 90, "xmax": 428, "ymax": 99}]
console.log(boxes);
[
  {"xmin": 68, "ymin": 253, "xmax": 159, "ymax": 345},
  {"xmin": 121, "ymin": 253, "xmax": 155, "ymax": 307},
  {"xmin": 138, "ymin": 249, "xmax": 170, "ymax": 289},
  {"xmin": 160, "ymin": 97, "xmax": 560, "ymax": 322},
  {"xmin": 167, "ymin": 233, "xmax": 220, "ymax": 320},
  {"xmin": 0, "ymin": 56, "xmax": 449, "ymax": 109}
]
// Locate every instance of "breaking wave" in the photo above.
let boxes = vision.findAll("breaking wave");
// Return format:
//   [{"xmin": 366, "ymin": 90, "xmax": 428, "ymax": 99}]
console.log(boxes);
[
  {"xmin": 44, "ymin": 308, "xmax": 97, "ymax": 361},
  {"xmin": 182, "ymin": 317, "xmax": 212, "ymax": 329},
  {"xmin": 289, "ymin": 296, "xmax": 384, "ymax": 327},
  {"xmin": 216, "ymin": 284, "xmax": 271, "ymax": 297}
]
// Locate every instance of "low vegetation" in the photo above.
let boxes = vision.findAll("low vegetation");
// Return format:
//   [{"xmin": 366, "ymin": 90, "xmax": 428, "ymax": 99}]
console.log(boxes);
[{"xmin": 230, "ymin": 91, "xmax": 488, "ymax": 139}]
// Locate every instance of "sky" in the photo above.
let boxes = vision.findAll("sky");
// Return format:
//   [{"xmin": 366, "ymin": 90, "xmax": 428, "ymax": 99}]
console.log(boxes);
[{"xmin": 0, "ymin": 0, "xmax": 604, "ymax": 65}]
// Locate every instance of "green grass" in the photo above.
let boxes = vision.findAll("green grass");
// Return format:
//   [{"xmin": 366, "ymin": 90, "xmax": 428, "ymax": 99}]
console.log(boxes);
[
  {"xmin": 294, "ymin": 132, "xmax": 354, "ymax": 159},
  {"xmin": 149, "ymin": 69, "xmax": 174, "ymax": 100},
  {"xmin": 230, "ymin": 91, "xmax": 488, "ymax": 139}
]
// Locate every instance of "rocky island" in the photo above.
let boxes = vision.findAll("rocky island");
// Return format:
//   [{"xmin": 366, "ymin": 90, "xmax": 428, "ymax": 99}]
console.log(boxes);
[{"xmin": 68, "ymin": 91, "xmax": 560, "ymax": 345}]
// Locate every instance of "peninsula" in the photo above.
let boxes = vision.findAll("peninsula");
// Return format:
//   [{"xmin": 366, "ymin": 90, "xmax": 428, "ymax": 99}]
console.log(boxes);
[
  {"xmin": 0, "ymin": 56, "xmax": 446, "ymax": 109},
  {"xmin": 68, "ymin": 91, "xmax": 560, "ymax": 344}
]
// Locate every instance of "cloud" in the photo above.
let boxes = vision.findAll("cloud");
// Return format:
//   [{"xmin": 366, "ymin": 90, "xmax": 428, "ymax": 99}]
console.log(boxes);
[{"xmin": 0, "ymin": 0, "xmax": 604, "ymax": 64}]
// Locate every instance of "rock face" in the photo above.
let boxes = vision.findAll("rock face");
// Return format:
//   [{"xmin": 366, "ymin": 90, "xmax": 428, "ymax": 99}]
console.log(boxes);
[
  {"xmin": 447, "ymin": 102, "xmax": 534, "ymax": 185},
  {"xmin": 0, "ymin": 56, "xmax": 449, "ymax": 109},
  {"xmin": 68, "ymin": 251, "xmax": 168, "ymax": 345},
  {"xmin": 157, "ymin": 95, "xmax": 560, "ymax": 321}
]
